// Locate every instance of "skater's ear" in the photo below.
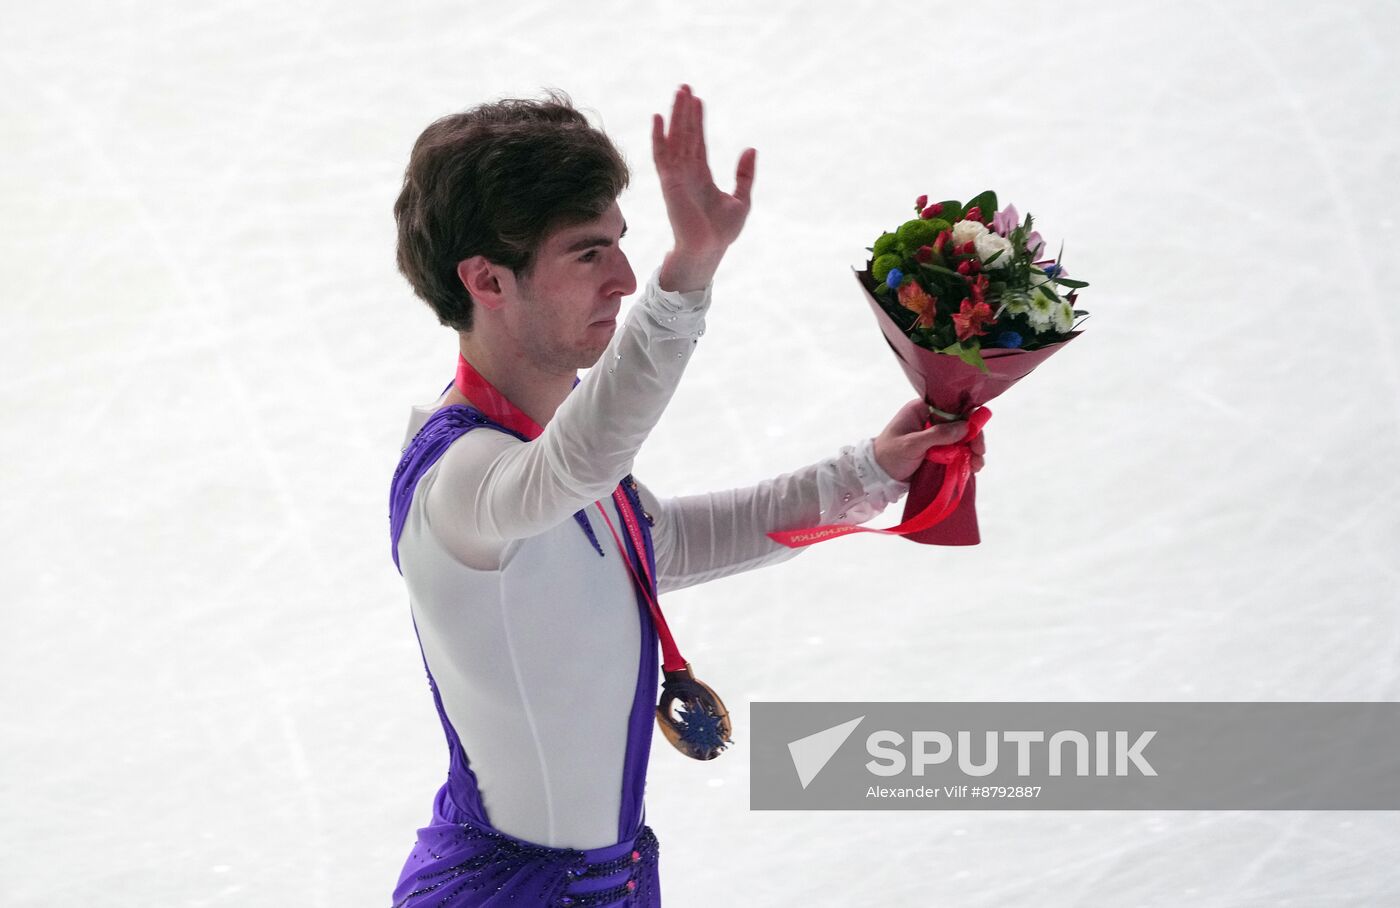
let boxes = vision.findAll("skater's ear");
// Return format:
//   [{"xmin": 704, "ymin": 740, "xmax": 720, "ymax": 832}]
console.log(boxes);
[{"xmin": 457, "ymin": 255, "xmax": 513, "ymax": 315}]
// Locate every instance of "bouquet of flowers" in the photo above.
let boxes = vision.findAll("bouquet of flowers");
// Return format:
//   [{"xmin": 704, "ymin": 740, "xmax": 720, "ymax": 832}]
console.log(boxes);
[
  {"xmin": 869, "ymin": 190, "xmax": 1087, "ymax": 369},
  {"xmin": 860, "ymin": 190, "xmax": 1088, "ymax": 544},
  {"xmin": 766, "ymin": 190, "xmax": 1087, "ymax": 550}
]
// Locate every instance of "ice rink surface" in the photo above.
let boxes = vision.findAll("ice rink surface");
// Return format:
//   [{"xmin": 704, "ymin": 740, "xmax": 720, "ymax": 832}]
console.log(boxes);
[{"xmin": 3, "ymin": 1, "xmax": 1398, "ymax": 905}]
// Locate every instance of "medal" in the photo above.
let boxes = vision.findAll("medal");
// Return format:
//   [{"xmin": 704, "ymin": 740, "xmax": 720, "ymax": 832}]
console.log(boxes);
[
  {"xmin": 655, "ymin": 664, "xmax": 733, "ymax": 761},
  {"xmin": 454, "ymin": 354, "xmax": 733, "ymax": 760}
]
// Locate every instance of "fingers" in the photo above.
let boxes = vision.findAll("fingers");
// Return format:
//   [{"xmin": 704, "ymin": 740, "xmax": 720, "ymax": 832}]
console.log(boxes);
[
  {"xmin": 654, "ymin": 87, "xmax": 687, "ymax": 165},
  {"xmin": 657, "ymin": 84, "xmax": 714, "ymax": 164},
  {"xmin": 693, "ymin": 93, "xmax": 707, "ymax": 163},
  {"xmin": 669, "ymin": 85, "xmax": 687, "ymax": 146},
  {"xmin": 672, "ymin": 84, "xmax": 697, "ymax": 160},
  {"xmin": 734, "ymin": 147, "xmax": 756, "ymax": 204},
  {"xmin": 656, "ymin": 85, "xmax": 752, "ymax": 202},
  {"xmin": 914, "ymin": 412, "xmax": 987, "ymax": 449},
  {"xmin": 886, "ymin": 398, "xmax": 927, "ymax": 435},
  {"xmin": 921, "ymin": 421, "xmax": 968, "ymax": 446}
]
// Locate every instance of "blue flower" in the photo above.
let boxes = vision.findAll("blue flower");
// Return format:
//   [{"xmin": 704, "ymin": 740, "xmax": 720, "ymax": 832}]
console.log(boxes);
[
  {"xmin": 1042, "ymin": 264, "xmax": 1061, "ymax": 278},
  {"xmin": 885, "ymin": 267, "xmax": 903, "ymax": 289},
  {"xmin": 997, "ymin": 330, "xmax": 1023, "ymax": 348}
]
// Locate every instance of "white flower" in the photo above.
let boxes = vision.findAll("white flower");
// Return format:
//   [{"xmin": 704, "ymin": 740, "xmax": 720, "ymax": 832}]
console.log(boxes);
[
  {"xmin": 1025, "ymin": 289, "xmax": 1056, "ymax": 332},
  {"xmin": 1052, "ymin": 299, "xmax": 1075, "ymax": 333},
  {"xmin": 997, "ymin": 290, "xmax": 1031, "ymax": 319},
  {"xmin": 950, "ymin": 219, "xmax": 988, "ymax": 247},
  {"xmin": 974, "ymin": 231, "xmax": 1014, "ymax": 269},
  {"xmin": 1028, "ymin": 266, "xmax": 1055, "ymax": 292}
]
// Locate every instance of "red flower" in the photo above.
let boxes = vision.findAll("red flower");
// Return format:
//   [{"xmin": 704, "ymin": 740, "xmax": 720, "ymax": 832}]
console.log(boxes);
[
  {"xmin": 914, "ymin": 244, "xmax": 933, "ymax": 263},
  {"xmin": 965, "ymin": 206, "xmax": 983, "ymax": 222},
  {"xmin": 932, "ymin": 202, "xmax": 944, "ymax": 216},
  {"xmin": 933, "ymin": 230, "xmax": 950, "ymax": 253},
  {"xmin": 968, "ymin": 273, "xmax": 990, "ymax": 303},
  {"xmin": 915, "ymin": 194, "xmax": 928, "ymax": 210},
  {"xmin": 952, "ymin": 299, "xmax": 995, "ymax": 341},
  {"xmin": 956, "ymin": 259, "xmax": 980, "ymax": 275},
  {"xmin": 897, "ymin": 280, "xmax": 938, "ymax": 328},
  {"xmin": 920, "ymin": 204, "xmax": 939, "ymax": 219}
]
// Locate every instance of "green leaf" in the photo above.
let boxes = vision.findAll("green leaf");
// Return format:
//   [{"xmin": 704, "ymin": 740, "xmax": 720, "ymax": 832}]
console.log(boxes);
[
  {"xmin": 936, "ymin": 199, "xmax": 965, "ymax": 222},
  {"xmin": 939, "ymin": 340, "xmax": 990, "ymax": 373},
  {"xmin": 919, "ymin": 262, "xmax": 963, "ymax": 279},
  {"xmin": 912, "ymin": 326, "xmax": 938, "ymax": 346},
  {"xmin": 967, "ymin": 190, "xmax": 998, "ymax": 218}
]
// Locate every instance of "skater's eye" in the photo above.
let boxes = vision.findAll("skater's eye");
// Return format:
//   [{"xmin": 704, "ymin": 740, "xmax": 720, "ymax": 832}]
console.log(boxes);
[{"xmin": 571, "ymin": 225, "xmax": 625, "ymax": 264}]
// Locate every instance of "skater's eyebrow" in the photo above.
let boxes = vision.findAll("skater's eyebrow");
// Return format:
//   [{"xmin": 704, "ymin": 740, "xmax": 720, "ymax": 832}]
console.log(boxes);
[{"xmin": 561, "ymin": 220, "xmax": 627, "ymax": 254}]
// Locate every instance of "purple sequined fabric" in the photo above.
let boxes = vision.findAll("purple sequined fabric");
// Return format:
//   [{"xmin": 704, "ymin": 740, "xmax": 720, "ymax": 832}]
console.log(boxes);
[
  {"xmin": 389, "ymin": 385, "xmax": 664, "ymax": 906},
  {"xmin": 392, "ymin": 813, "xmax": 660, "ymax": 908}
]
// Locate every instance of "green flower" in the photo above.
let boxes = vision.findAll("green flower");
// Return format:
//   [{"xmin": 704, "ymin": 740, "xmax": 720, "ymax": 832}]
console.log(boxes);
[
  {"xmin": 895, "ymin": 218, "xmax": 939, "ymax": 255},
  {"xmin": 872, "ymin": 253, "xmax": 903, "ymax": 283}
]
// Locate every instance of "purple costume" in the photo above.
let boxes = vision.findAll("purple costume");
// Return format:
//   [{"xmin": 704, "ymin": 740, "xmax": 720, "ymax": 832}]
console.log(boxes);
[{"xmin": 389, "ymin": 387, "xmax": 663, "ymax": 907}]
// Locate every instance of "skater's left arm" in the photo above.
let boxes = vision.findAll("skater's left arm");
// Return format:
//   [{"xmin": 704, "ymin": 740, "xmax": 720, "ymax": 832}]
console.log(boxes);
[{"xmin": 633, "ymin": 400, "xmax": 984, "ymax": 593}]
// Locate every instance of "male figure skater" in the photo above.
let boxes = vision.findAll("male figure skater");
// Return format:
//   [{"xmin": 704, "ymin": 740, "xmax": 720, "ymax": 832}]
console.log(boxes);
[{"xmin": 387, "ymin": 85, "xmax": 984, "ymax": 906}]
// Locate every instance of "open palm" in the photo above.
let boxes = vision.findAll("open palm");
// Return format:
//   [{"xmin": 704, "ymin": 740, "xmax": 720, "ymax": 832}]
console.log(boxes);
[{"xmin": 652, "ymin": 84, "xmax": 756, "ymax": 253}]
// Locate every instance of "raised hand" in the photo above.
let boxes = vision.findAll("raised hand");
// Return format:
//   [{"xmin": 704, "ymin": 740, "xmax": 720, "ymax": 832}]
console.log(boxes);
[{"xmin": 652, "ymin": 84, "xmax": 756, "ymax": 257}]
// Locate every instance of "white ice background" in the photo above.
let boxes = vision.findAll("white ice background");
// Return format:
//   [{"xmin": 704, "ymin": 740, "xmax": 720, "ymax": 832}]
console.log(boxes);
[{"xmin": 3, "ymin": 1, "xmax": 1399, "ymax": 905}]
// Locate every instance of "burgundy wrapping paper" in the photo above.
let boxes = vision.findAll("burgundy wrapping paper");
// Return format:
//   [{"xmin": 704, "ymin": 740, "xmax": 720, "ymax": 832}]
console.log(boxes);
[{"xmin": 855, "ymin": 266, "xmax": 1080, "ymax": 544}]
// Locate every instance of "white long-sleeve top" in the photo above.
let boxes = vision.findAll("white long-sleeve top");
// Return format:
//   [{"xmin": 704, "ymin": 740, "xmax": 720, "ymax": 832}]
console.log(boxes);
[{"xmin": 395, "ymin": 265, "xmax": 909, "ymax": 849}]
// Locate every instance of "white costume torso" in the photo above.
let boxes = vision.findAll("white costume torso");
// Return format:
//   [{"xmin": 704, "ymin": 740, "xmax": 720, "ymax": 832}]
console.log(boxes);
[{"xmin": 395, "ymin": 266, "xmax": 909, "ymax": 848}]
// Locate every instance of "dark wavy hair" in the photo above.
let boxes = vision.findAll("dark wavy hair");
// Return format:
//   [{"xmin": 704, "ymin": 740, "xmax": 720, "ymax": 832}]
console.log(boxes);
[{"xmin": 393, "ymin": 88, "xmax": 631, "ymax": 332}]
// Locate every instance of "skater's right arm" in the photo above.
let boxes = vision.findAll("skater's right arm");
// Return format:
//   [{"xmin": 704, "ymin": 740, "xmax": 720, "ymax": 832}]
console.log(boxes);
[
  {"xmin": 420, "ymin": 267, "xmax": 712, "ymax": 565},
  {"xmin": 420, "ymin": 84, "xmax": 756, "ymax": 568}
]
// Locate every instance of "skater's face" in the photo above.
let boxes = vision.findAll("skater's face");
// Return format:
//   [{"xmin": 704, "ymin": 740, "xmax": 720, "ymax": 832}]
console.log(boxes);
[{"xmin": 506, "ymin": 201, "xmax": 637, "ymax": 373}]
